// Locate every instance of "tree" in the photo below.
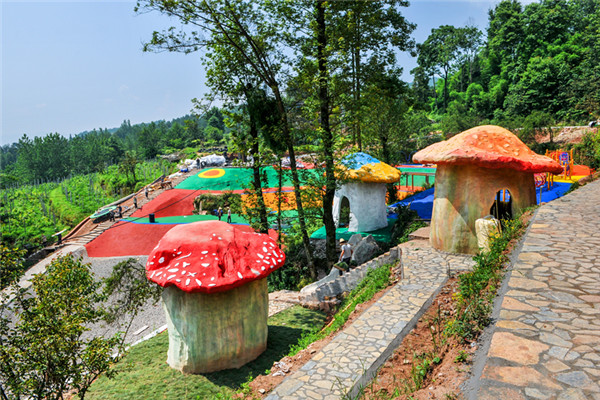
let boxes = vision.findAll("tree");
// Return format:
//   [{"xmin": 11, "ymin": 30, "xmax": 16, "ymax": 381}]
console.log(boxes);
[
  {"xmin": 418, "ymin": 25, "xmax": 465, "ymax": 111},
  {"xmin": 0, "ymin": 254, "xmax": 122, "ymax": 400},
  {"xmin": 118, "ymin": 150, "xmax": 140, "ymax": 185},
  {"xmin": 135, "ymin": 0, "xmax": 317, "ymax": 277},
  {"xmin": 330, "ymin": 0, "xmax": 415, "ymax": 150}
]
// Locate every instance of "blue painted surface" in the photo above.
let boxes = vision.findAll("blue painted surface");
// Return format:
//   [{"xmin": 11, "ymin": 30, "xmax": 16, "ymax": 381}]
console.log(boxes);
[
  {"xmin": 389, "ymin": 182, "xmax": 573, "ymax": 220},
  {"xmin": 340, "ymin": 152, "xmax": 381, "ymax": 169}
]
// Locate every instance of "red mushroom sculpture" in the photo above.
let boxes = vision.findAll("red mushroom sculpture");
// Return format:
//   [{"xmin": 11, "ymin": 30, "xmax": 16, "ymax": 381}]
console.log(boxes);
[
  {"xmin": 413, "ymin": 125, "xmax": 562, "ymax": 254},
  {"xmin": 146, "ymin": 221, "xmax": 285, "ymax": 373}
]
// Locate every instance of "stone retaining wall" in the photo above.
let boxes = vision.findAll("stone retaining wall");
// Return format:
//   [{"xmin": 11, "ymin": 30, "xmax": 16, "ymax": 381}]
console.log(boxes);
[{"xmin": 300, "ymin": 246, "xmax": 402, "ymax": 303}]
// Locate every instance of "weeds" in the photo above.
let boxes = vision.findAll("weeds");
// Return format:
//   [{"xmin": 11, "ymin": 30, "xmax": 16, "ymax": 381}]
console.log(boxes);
[{"xmin": 446, "ymin": 215, "xmax": 526, "ymax": 342}]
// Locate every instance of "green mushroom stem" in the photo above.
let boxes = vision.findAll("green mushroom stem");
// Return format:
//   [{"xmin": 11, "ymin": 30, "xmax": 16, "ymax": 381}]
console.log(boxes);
[{"xmin": 162, "ymin": 278, "xmax": 268, "ymax": 373}]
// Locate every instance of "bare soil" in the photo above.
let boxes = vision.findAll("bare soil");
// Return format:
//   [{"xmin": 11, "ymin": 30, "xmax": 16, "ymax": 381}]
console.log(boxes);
[
  {"xmin": 361, "ymin": 277, "xmax": 471, "ymax": 400},
  {"xmin": 535, "ymin": 126, "xmax": 597, "ymax": 144}
]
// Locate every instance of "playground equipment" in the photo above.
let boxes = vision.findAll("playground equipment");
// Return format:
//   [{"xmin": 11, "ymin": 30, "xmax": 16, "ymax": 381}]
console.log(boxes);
[{"xmin": 546, "ymin": 149, "xmax": 573, "ymax": 179}]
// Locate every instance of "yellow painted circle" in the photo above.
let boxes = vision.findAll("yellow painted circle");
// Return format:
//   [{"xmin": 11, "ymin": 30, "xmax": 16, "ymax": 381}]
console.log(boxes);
[{"xmin": 198, "ymin": 168, "xmax": 225, "ymax": 179}]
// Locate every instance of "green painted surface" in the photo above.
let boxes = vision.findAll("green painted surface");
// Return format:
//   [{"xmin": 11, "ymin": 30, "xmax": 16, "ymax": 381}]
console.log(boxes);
[
  {"xmin": 175, "ymin": 166, "xmax": 317, "ymax": 191},
  {"xmin": 310, "ymin": 218, "xmax": 395, "ymax": 242},
  {"xmin": 124, "ymin": 214, "xmax": 249, "ymax": 224},
  {"xmin": 397, "ymin": 167, "xmax": 437, "ymax": 188}
]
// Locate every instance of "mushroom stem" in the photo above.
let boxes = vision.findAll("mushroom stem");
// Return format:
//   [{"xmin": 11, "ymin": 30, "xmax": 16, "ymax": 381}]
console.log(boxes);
[
  {"xmin": 162, "ymin": 278, "xmax": 268, "ymax": 373},
  {"xmin": 431, "ymin": 164, "xmax": 535, "ymax": 254}
]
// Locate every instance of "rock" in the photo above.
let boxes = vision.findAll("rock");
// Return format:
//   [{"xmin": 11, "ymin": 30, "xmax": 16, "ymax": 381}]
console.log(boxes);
[
  {"xmin": 258, "ymin": 389, "xmax": 266, "ymax": 394},
  {"xmin": 352, "ymin": 235, "xmax": 380, "ymax": 265},
  {"xmin": 348, "ymin": 233, "xmax": 363, "ymax": 246}
]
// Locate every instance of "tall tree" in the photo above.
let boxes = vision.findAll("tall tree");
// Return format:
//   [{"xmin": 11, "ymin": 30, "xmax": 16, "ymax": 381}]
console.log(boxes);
[
  {"xmin": 135, "ymin": 0, "xmax": 317, "ymax": 277},
  {"xmin": 331, "ymin": 0, "xmax": 415, "ymax": 150}
]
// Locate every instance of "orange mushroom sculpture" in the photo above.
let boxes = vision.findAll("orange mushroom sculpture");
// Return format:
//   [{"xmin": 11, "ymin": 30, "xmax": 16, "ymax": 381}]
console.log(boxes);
[
  {"xmin": 146, "ymin": 221, "xmax": 285, "ymax": 373},
  {"xmin": 413, "ymin": 125, "xmax": 562, "ymax": 254}
]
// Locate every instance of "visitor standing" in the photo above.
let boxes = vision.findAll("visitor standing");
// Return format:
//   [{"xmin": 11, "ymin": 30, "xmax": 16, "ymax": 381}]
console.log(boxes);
[
  {"xmin": 218, "ymin": 207, "xmax": 223, "ymax": 221},
  {"xmin": 145, "ymin": 186, "xmax": 149, "ymax": 199},
  {"xmin": 227, "ymin": 207, "xmax": 232, "ymax": 223},
  {"xmin": 133, "ymin": 196, "xmax": 138, "ymax": 209}
]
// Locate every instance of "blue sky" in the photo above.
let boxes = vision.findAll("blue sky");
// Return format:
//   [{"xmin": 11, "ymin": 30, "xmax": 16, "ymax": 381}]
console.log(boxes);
[{"xmin": 1, "ymin": 0, "xmax": 532, "ymax": 145}]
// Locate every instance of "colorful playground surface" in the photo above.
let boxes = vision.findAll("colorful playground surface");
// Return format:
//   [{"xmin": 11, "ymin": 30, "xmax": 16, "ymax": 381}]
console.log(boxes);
[{"xmin": 85, "ymin": 164, "xmax": 594, "ymax": 257}]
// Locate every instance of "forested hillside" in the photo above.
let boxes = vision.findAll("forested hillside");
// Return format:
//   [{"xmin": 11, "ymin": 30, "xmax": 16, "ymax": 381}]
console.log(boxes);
[
  {"xmin": 0, "ymin": 109, "xmax": 226, "ymax": 186},
  {"xmin": 412, "ymin": 0, "xmax": 600, "ymax": 134}
]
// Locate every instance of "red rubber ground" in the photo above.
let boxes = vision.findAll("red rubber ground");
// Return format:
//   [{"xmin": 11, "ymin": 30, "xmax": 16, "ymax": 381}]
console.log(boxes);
[
  {"xmin": 130, "ymin": 189, "xmax": 197, "ymax": 219},
  {"xmin": 85, "ymin": 221, "xmax": 176, "ymax": 257},
  {"xmin": 85, "ymin": 218, "xmax": 279, "ymax": 258}
]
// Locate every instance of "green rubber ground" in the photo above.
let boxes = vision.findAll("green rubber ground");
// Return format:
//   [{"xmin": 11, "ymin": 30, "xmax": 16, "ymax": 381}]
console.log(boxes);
[
  {"xmin": 175, "ymin": 167, "xmax": 317, "ymax": 191},
  {"xmin": 310, "ymin": 218, "xmax": 395, "ymax": 243}
]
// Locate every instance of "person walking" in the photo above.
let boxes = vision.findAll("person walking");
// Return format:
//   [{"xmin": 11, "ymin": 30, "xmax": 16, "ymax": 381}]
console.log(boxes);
[
  {"xmin": 339, "ymin": 238, "xmax": 353, "ymax": 265},
  {"xmin": 133, "ymin": 196, "xmax": 138, "ymax": 209},
  {"xmin": 227, "ymin": 207, "xmax": 232, "ymax": 223},
  {"xmin": 144, "ymin": 186, "xmax": 149, "ymax": 199},
  {"xmin": 218, "ymin": 207, "xmax": 223, "ymax": 221}
]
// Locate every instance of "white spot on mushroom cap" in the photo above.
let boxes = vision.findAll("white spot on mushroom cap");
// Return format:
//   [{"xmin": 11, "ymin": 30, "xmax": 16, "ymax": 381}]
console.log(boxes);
[
  {"xmin": 183, "ymin": 262, "xmax": 190, "ymax": 268},
  {"xmin": 262, "ymin": 246, "xmax": 268, "ymax": 253},
  {"xmin": 209, "ymin": 283, "xmax": 216, "ymax": 287},
  {"xmin": 258, "ymin": 253, "xmax": 264, "ymax": 259},
  {"xmin": 168, "ymin": 268, "xmax": 178, "ymax": 273},
  {"xmin": 156, "ymin": 271, "xmax": 162, "ymax": 276},
  {"xmin": 237, "ymin": 272, "xmax": 243, "ymax": 279},
  {"xmin": 185, "ymin": 279, "xmax": 190, "ymax": 286},
  {"xmin": 201, "ymin": 251, "xmax": 208, "ymax": 254},
  {"xmin": 176, "ymin": 252, "xmax": 192, "ymax": 260},
  {"xmin": 167, "ymin": 274, "xmax": 176, "ymax": 280},
  {"xmin": 201, "ymin": 263, "xmax": 210, "ymax": 267},
  {"xmin": 159, "ymin": 257, "xmax": 165, "ymax": 264},
  {"xmin": 195, "ymin": 279, "xmax": 202, "ymax": 286},
  {"xmin": 251, "ymin": 269, "xmax": 260, "ymax": 276}
]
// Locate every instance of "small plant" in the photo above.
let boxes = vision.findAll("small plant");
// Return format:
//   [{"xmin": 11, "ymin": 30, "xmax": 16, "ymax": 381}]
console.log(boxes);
[
  {"xmin": 446, "ymin": 214, "xmax": 526, "ymax": 342},
  {"xmin": 454, "ymin": 350, "xmax": 469, "ymax": 363}
]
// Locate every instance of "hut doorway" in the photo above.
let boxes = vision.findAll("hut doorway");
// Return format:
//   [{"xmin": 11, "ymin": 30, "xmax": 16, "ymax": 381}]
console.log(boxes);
[
  {"xmin": 339, "ymin": 196, "xmax": 351, "ymax": 227},
  {"xmin": 490, "ymin": 189, "xmax": 513, "ymax": 220}
]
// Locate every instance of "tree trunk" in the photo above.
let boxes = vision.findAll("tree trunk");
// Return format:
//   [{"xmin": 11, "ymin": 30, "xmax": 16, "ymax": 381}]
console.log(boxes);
[
  {"xmin": 353, "ymin": 10, "xmax": 362, "ymax": 152},
  {"xmin": 270, "ymin": 85, "xmax": 316, "ymax": 279},
  {"xmin": 276, "ymin": 158, "xmax": 283, "ymax": 245},
  {"xmin": 245, "ymin": 85, "xmax": 269, "ymax": 233},
  {"xmin": 249, "ymin": 124, "xmax": 269, "ymax": 233},
  {"xmin": 317, "ymin": 0, "xmax": 337, "ymax": 266}
]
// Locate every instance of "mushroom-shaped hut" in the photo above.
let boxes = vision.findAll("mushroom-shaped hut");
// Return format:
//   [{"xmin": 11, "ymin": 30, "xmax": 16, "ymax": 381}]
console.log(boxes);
[
  {"xmin": 146, "ymin": 221, "xmax": 285, "ymax": 373},
  {"xmin": 413, "ymin": 125, "xmax": 562, "ymax": 254},
  {"xmin": 333, "ymin": 152, "xmax": 401, "ymax": 232}
]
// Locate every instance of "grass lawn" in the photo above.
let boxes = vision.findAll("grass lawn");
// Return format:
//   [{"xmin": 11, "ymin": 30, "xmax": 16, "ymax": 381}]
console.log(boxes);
[{"xmin": 84, "ymin": 305, "xmax": 325, "ymax": 400}]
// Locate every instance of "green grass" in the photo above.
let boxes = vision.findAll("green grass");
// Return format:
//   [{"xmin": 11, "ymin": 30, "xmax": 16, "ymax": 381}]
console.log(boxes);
[
  {"xmin": 84, "ymin": 305, "xmax": 325, "ymax": 400},
  {"xmin": 289, "ymin": 264, "xmax": 392, "ymax": 356}
]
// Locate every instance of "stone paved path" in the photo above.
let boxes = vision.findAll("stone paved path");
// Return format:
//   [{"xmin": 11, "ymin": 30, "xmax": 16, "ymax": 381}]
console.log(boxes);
[
  {"xmin": 266, "ymin": 240, "xmax": 474, "ymax": 400},
  {"xmin": 473, "ymin": 179, "xmax": 600, "ymax": 400}
]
